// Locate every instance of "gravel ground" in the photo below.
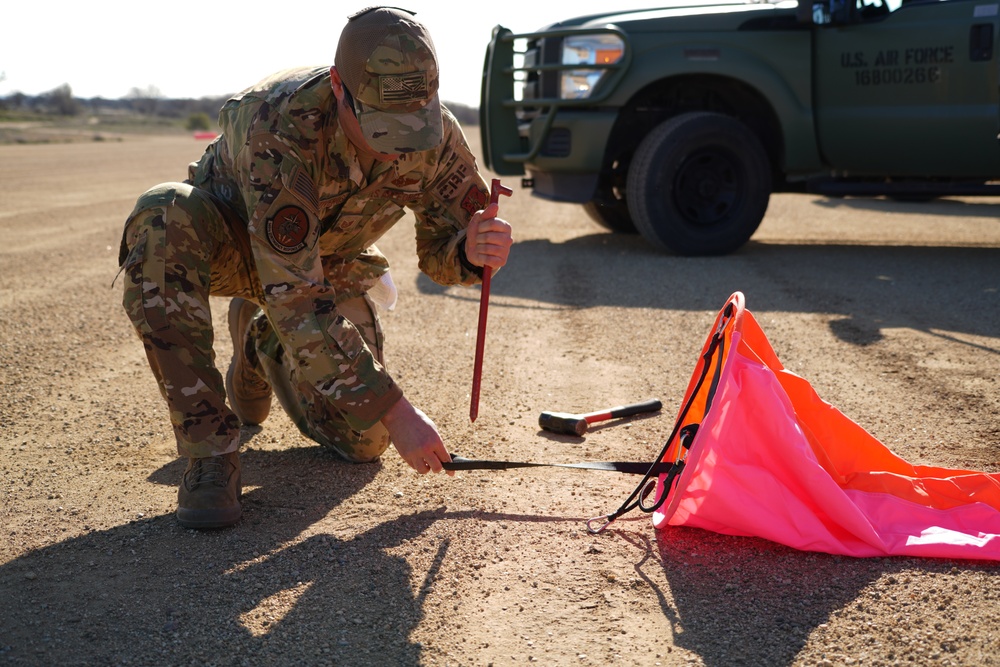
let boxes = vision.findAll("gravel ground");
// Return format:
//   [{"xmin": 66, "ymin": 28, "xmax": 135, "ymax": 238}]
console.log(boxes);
[{"xmin": 1, "ymin": 129, "xmax": 998, "ymax": 666}]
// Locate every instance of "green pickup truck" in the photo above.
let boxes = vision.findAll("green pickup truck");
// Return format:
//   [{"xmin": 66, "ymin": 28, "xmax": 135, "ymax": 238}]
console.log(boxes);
[{"xmin": 479, "ymin": 0, "xmax": 1000, "ymax": 255}]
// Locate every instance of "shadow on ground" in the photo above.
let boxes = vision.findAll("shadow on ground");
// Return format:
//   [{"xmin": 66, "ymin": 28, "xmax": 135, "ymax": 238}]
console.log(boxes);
[
  {"xmin": 417, "ymin": 234, "xmax": 1000, "ymax": 349},
  {"xmin": 610, "ymin": 525, "xmax": 1000, "ymax": 667},
  {"xmin": 0, "ymin": 447, "xmax": 447, "ymax": 666}
]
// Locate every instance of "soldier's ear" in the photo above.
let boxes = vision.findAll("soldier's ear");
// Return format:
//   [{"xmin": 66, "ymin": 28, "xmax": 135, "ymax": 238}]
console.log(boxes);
[{"xmin": 329, "ymin": 67, "xmax": 351, "ymax": 112}]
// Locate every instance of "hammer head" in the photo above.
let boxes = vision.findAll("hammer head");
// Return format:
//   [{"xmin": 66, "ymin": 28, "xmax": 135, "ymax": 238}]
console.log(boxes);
[{"xmin": 538, "ymin": 411, "xmax": 588, "ymax": 436}]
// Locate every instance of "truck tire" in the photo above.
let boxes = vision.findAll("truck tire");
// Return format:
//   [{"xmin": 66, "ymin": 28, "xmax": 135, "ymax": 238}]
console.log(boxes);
[{"xmin": 627, "ymin": 112, "xmax": 771, "ymax": 256}]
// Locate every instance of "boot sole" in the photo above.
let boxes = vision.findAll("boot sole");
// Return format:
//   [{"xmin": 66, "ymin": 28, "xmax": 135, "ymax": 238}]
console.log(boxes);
[{"xmin": 176, "ymin": 505, "xmax": 242, "ymax": 529}]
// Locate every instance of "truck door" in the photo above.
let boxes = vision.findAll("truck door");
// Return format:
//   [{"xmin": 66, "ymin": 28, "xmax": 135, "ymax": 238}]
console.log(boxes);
[{"xmin": 814, "ymin": 0, "xmax": 1000, "ymax": 176}]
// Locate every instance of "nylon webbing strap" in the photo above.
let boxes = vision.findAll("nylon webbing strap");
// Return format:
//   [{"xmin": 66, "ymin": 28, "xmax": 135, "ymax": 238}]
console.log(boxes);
[{"xmin": 443, "ymin": 456, "xmax": 676, "ymax": 476}]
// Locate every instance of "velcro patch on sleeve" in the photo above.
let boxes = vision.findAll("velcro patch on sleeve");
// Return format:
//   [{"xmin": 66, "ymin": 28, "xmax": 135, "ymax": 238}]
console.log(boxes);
[
  {"xmin": 290, "ymin": 169, "xmax": 319, "ymax": 212},
  {"xmin": 266, "ymin": 206, "xmax": 310, "ymax": 254},
  {"xmin": 460, "ymin": 184, "xmax": 489, "ymax": 217},
  {"xmin": 435, "ymin": 155, "xmax": 472, "ymax": 202}
]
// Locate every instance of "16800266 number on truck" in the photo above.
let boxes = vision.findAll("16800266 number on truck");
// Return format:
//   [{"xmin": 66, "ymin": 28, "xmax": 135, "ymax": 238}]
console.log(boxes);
[{"xmin": 479, "ymin": 0, "xmax": 1000, "ymax": 255}]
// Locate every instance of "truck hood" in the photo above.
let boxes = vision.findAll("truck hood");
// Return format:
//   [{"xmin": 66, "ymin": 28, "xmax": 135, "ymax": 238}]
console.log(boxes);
[{"xmin": 539, "ymin": 0, "xmax": 799, "ymax": 32}]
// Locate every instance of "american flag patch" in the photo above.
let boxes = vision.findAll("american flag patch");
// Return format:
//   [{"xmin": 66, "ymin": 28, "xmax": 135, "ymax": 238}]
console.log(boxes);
[
  {"xmin": 379, "ymin": 73, "xmax": 429, "ymax": 104},
  {"xmin": 291, "ymin": 169, "xmax": 319, "ymax": 211}
]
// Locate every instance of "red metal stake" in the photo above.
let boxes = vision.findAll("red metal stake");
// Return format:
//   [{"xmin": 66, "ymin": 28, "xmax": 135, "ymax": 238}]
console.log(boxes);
[{"xmin": 470, "ymin": 178, "xmax": 513, "ymax": 422}]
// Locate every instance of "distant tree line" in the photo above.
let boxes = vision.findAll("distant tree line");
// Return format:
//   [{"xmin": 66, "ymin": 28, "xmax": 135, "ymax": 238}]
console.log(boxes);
[
  {"xmin": 0, "ymin": 83, "xmax": 232, "ymax": 121},
  {"xmin": 0, "ymin": 83, "xmax": 480, "ymax": 127},
  {"xmin": 443, "ymin": 102, "xmax": 478, "ymax": 127}
]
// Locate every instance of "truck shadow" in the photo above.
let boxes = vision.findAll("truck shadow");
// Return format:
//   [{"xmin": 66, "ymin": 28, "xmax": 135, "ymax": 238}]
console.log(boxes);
[
  {"xmin": 0, "ymin": 447, "xmax": 448, "ymax": 666},
  {"xmin": 812, "ymin": 195, "xmax": 1000, "ymax": 218},
  {"xmin": 416, "ymin": 233, "xmax": 1000, "ymax": 349}
]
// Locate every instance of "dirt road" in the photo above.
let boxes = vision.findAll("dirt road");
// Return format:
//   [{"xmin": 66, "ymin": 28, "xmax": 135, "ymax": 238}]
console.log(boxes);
[{"xmin": 1, "ymin": 131, "xmax": 999, "ymax": 666}]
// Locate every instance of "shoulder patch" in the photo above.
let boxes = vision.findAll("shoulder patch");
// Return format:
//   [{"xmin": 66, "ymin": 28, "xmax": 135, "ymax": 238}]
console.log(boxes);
[
  {"xmin": 460, "ymin": 184, "xmax": 489, "ymax": 217},
  {"xmin": 290, "ymin": 169, "xmax": 319, "ymax": 211},
  {"xmin": 266, "ymin": 206, "xmax": 310, "ymax": 254}
]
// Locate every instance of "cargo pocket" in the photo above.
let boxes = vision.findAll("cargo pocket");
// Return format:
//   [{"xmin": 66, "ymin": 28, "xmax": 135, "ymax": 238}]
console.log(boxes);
[{"xmin": 121, "ymin": 227, "xmax": 170, "ymax": 335}]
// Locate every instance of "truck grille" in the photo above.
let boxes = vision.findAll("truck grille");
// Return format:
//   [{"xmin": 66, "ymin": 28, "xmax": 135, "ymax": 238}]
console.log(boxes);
[{"xmin": 541, "ymin": 128, "xmax": 572, "ymax": 157}]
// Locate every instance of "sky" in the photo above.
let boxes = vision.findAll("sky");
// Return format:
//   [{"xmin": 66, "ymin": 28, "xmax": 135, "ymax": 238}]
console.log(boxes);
[{"xmin": 0, "ymin": 0, "xmax": 670, "ymax": 108}]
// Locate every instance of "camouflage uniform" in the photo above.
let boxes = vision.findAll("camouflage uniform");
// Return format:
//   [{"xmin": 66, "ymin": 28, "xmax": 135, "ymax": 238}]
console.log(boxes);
[{"xmin": 119, "ymin": 65, "xmax": 490, "ymax": 461}]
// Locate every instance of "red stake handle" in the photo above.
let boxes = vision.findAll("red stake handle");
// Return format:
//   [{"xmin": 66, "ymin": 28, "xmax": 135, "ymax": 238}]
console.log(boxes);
[{"xmin": 470, "ymin": 178, "xmax": 513, "ymax": 422}]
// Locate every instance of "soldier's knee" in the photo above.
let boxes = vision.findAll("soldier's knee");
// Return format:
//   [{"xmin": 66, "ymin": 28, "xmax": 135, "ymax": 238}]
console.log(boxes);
[
  {"xmin": 119, "ymin": 182, "xmax": 216, "ymax": 334},
  {"xmin": 322, "ymin": 422, "xmax": 392, "ymax": 463},
  {"xmin": 120, "ymin": 181, "xmax": 224, "ymax": 266},
  {"xmin": 126, "ymin": 182, "xmax": 213, "ymax": 228},
  {"xmin": 120, "ymin": 182, "xmax": 195, "ymax": 263}
]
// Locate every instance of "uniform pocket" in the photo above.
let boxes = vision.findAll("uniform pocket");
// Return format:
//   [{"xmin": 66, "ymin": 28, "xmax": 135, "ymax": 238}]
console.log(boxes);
[
  {"xmin": 122, "ymin": 228, "xmax": 147, "ymax": 273},
  {"xmin": 121, "ymin": 225, "xmax": 170, "ymax": 335}
]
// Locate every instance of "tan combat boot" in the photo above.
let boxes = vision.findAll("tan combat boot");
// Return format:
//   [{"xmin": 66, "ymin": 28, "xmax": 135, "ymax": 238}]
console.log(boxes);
[
  {"xmin": 176, "ymin": 451, "xmax": 242, "ymax": 528},
  {"xmin": 225, "ymin": 297, "xmax": 273, "ymax": 425}
]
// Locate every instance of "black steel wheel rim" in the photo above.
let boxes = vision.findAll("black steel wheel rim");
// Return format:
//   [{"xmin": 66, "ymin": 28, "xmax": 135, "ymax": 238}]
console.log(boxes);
[{"xmin": 673, "ymin": 148, "xmax": 743, "ymax": 226}]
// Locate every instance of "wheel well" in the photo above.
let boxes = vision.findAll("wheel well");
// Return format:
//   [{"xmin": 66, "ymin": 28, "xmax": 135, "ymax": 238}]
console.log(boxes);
[{"xmin": 598, "ymin": 76, "xmax": 784, "ymax": 195}]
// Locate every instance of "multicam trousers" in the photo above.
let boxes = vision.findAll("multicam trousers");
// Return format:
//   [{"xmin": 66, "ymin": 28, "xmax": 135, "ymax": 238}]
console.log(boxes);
[{"xmin": 119, "ymin": 181, "xmax": 391, "ymax": 461}]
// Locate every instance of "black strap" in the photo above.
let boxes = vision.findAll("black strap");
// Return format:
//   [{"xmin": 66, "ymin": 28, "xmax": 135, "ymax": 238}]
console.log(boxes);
[{"xmin": 444, "ymin": 455, "xmax": 676, "ymax": 476}]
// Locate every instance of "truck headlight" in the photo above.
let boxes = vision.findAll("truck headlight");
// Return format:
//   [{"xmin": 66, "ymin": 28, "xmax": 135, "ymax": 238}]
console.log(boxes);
[{"xmin": 560, "ymin": 33, "xmax": 625, "ymax": 99}]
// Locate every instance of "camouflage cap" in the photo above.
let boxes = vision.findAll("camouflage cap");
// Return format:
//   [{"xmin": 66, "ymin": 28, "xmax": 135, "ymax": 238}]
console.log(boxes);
[{"xmin": 335, "ymin": 7, "xmax": 443, "ymax": 154}]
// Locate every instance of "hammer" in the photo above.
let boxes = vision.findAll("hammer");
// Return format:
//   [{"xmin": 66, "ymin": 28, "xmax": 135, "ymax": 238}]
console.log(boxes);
[{"xmin": 539, "ymin": 399, "xmax": 663, "ymax": 436}]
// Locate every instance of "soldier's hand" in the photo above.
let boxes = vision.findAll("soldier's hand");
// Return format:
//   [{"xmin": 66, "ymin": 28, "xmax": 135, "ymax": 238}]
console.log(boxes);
[
  {"xmin": 381, "ymin": 396, "xmax": 454, "ymax": 476},
  {"xmin": 465, "ymin": 202, "xmax": 513, "ymax": 270}
]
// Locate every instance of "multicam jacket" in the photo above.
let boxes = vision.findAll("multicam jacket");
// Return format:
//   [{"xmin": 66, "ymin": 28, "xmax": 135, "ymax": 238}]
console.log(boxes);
[{"xmin": 188, "ymin": 65, "xmax": 491, "ymax": 432}]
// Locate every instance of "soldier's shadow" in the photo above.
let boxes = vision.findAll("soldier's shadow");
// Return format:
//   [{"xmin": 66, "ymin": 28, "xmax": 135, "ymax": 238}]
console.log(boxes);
[{"xmin": 1, "ymin": 446, "xmax": 447, "ymax": 666}]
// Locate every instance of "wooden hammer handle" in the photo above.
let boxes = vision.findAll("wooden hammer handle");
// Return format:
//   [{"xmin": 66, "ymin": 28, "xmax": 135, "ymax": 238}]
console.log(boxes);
[{"xmin": 582, "ymin": 398, "xmax": 663, "ymax": 423}]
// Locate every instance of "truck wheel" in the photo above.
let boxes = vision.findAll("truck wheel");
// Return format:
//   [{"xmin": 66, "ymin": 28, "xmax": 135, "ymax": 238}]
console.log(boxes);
[
  {"xmin": 583, "ymin": 197, "xmax": 636, "ymax": 234},
  {"xmin": 627, "ymin": 112, "xmax": 771, "ymax": 256}
]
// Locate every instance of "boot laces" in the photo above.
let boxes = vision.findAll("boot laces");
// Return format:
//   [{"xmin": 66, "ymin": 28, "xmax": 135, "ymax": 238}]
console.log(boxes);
[{"xmin": 189, "ymin": 456, "xmax": 230, "ymax": 488}]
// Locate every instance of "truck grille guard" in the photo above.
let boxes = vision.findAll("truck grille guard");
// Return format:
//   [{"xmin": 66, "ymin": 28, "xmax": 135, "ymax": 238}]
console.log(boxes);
[{"xmin": 481, "ymin": 25, "xmax": 632, "ymax": 172}]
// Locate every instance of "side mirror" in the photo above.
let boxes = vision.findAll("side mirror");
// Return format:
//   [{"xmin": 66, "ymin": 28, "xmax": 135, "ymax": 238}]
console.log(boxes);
[
  {"xmin": 798, "ymin": 0, "xmax": 851, "ymax": 25},
  {"xmin": 815, "ymin": 2, "xmax": 832, "ymax": 23}
]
